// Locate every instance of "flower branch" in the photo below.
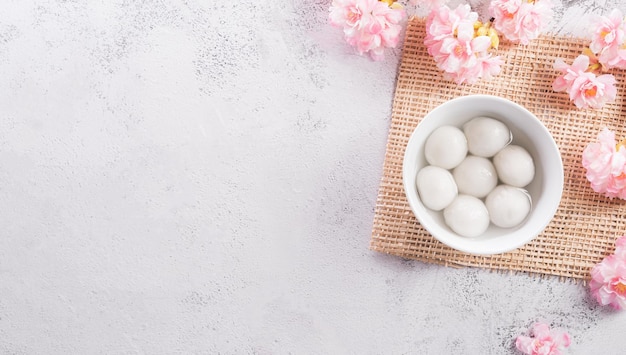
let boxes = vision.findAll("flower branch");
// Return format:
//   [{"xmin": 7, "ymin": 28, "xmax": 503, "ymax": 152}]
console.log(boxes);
[{"xmin": 553, "ymin": 9, "xmax": 626, "ymax": 109}]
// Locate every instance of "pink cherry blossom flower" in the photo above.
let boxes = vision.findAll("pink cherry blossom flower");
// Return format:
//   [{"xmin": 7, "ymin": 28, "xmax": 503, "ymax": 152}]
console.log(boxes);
[
  {"xmin": 329, "ymin": 0, "xmax": 406, "ymax": 61},
  {"xmin": 515, "ymin": 322, "xmax": 571, "ymax": 355},
  {"xmin": 567, "ymin": 71, "xmax": 617, "ymax": 109},
  {"xmin": 475, "ymin": 54, "xmax": 505, "ymax": 80},
  {"xmin": 489, "ymin": 0, "xmax": 553, "ymax": 45},
  {"xmin": 590, "ymin": 236, "xmax": 626, "ymax": 310},
  {"xmin": 552, "ymin": 55, "xmax": 589, "ymax": 91},
  {"xmin": 589, "ymin": 10, "xmax": 625, "ymax": 53},
  {"xmin": 443, "ymin": 53, "xmax": 504, "ymax": 84},
  {"xmin": 425, "ymin": 3, "xmax": 477, "ymax": 47},
  {"xmin": 425, "ymin": 4, "xmax": 501, "ymax": 84},
  {"xmin": 329, "ymin": 0, "xmax": 362, "ymax": 28},
  {"xmin": 598, "ymin": 46, "xmax": 626, "ymax": 70},
  {"xmin": 589, "ymin": 9, "xmax": 626, "ymax": 69},
  {"xmin": 582, "ymin": 128, "xmax": 626, "ymax": 200},
  {"xmin": 434, "ymin": 25, "xmax": 489, "ymax": 71},
  {"xmin": 553, "ymin": 54, "xmax": 617, "ymax": 109}
]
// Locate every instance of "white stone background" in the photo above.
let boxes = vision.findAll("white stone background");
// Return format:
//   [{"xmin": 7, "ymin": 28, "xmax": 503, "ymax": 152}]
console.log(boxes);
[{"xmin": 1, "ymin": 0, "xmax": 625, "ymax": 354}]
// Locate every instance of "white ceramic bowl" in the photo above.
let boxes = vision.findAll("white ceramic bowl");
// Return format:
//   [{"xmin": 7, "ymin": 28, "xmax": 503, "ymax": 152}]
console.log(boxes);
[{"xmin": 403, "ymin": 95, "xmax": 563, "ymax": 255}]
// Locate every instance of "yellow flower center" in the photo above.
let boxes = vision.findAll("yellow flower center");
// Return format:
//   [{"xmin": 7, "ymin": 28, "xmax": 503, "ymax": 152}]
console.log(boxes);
[
  {"xmin": 454, "ymin": 45, "xmax": 464, "ymax": 56},
  {"xmin": 617, "ymin": 138, "xmax": 626, "ymax": 151},
  {"xmin": 347, "ymin": 11, "xmax": 360, "ymax": 24},
  {"xmin": 584, "ymin": 86, "xmax": 598, "ymax": 97},
  {"xmin": 614, "ymin": 282, "xmax": 626, "ymax": 296}
]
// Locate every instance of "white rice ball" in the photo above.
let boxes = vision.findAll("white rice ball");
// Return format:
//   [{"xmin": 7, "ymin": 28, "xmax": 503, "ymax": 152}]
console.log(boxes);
[
  {"xmin": 443, "ymin": 195, "xmax": 490, "ymax": 238},
  {"xmin": 463, "ymin": 117, "xmax": 511, "ymax": 157},
  {"xmin": 452, "ymin": 156, "xmax": 498, "ymax": 198},
  {"xmin": 416, "ymin": 166, "xmax": 458, "ymax": 211},
  {"xmin": 485, "ymin": 185, "xmax": 532, "ymax": 228},
  {"xmin": 424, "ymin": 125, "xmax": 468, "ymax": 169},
  {"xmin": 493, "ymin": 145, "xmax": 535, "ymax": 187}
]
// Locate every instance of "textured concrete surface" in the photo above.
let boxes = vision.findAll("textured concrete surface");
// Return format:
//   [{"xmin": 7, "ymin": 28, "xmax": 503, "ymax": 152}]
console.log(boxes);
[{"xmin": 1, "ymin": 1, "xmax": 625, "ymax": 354}]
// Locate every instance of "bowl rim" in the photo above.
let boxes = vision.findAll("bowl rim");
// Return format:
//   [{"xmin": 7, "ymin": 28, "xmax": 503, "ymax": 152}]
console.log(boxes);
[{"xmin": 402, "ymin": 94, "xmax": 564, "ymax": 255}]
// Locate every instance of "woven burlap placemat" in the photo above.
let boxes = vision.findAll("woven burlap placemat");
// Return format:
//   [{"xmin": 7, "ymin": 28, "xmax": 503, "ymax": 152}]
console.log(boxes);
[{"xmin": 370, "ymin": 17, "xmax": 626, "ymax": 280}]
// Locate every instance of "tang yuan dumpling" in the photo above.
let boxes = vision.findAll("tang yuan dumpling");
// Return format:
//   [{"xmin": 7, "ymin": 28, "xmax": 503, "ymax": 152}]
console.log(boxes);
[
  {"xmin": 493, "ymin": 145, "xmax": 535, "ymax": 187},
  {"xmin": 424, "ymin": 125, "xmax": 468, "ymax": 169},
  {"xmin": 443, "ymin": 195, "xmax": 490, "ymax": 238},
  {"xmin": 485, "ymin": 185, "xmax": 532, "ymax": 228},
  {"xmin": 416, "ymin": 166, "xmax": 458, "ymax": 211},
  {"xmin": 452, "ymin": 156, "xmax": 498, "ymax": 198},
  {"xmin": 463, "ymin": 117, "xmax": 511, "ymax": 157}
]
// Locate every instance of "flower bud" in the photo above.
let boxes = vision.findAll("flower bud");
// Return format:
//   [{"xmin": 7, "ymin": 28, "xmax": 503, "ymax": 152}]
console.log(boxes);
[{"xmin": 488, "ymin": 28, "xmax": 499, "ymax": 49}]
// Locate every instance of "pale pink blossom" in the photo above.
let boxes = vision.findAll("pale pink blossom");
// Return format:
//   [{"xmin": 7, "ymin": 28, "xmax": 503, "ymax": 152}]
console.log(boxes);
[
  {"xmin": 432, "ymin": 25, "xmax": 489, "ymax": 71},
  {"xmin": 590, "ymin": 236, "xmax": 626, "ymax": 310},
  {"xmin": 515, "ymin": 323, "xmax": 571, "ymax": 355},
  {"xmin": 567, "ymin": 71, "xmax": 616, "ymax": 109},
  {"xmin": 329, "ymin": 0, "xmax": 362, "ymax": 28},
  {"xmin": 553, "ymin": 54, "xmax": 617, "ymax": 109},
  {"xmin": 329, "ymin": 0, "xmax": 406, "ymax": 61},
  {"xmin": 589, "ymin": 9, "xmax": 626, "ymax": 69},
  {"xmin": 582, "ymin": 128, "xmax": 626, "ymax": 199},
  {"xmin": 425, "ymin": 4, "xmax": 500, "ymax": 84},
  {"xmin": 443, "ymin": 53, "xmax": 504, "ymax": 84},
  {"xmin": 598, "ymin": 46, "xmax": 626, "ymax": 69},
  {"xmin": 475, "ymin": 54, "xmax": 505, "ymax": 80},
  {"xmin": 490, "ymin": 0, "xmax": 553, "ymax": 45},
  {"xmin": 425, "ymin": 4, "xmax": 477, "ymax": 47},
  {"xmin": 589, "ymin": 9, "xmax": 625, "ymax": 53},
  {"xmin": 552, "ymin": 55, "xmax": 589, "ymax": 91}
]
